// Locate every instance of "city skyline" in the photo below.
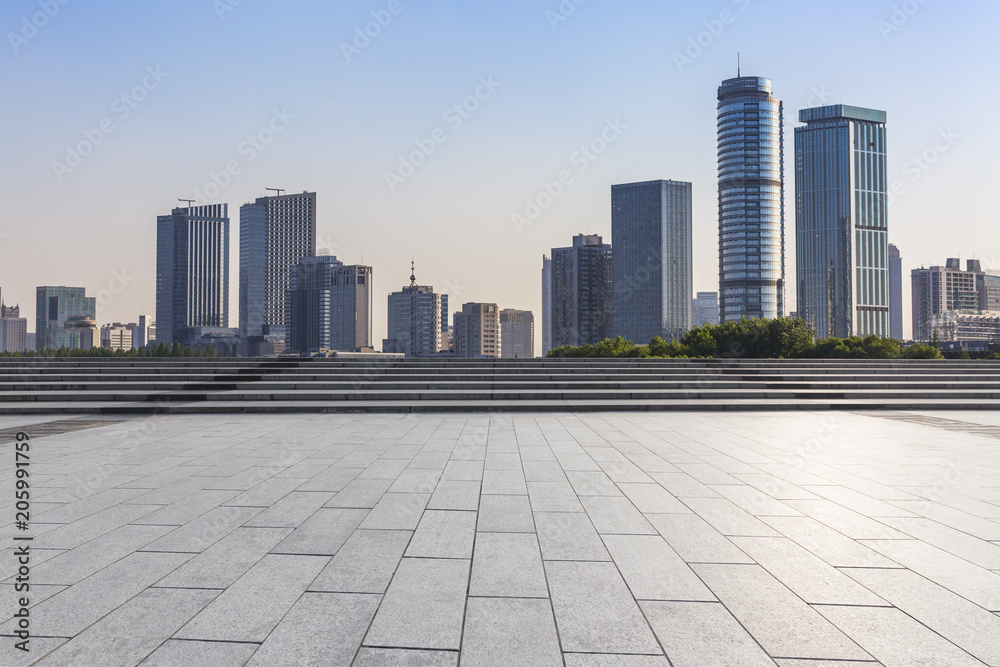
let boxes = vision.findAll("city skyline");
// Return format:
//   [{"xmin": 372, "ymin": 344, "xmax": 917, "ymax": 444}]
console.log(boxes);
[{"xmin": 2, "ymin": 1, "xmax": 998, "ymax": 354}]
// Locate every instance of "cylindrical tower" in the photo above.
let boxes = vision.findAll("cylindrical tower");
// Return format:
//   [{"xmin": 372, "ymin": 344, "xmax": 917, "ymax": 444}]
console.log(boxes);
[{"xmin": 717, "ymin": 76, "xmax": 785, "ymax": 322}]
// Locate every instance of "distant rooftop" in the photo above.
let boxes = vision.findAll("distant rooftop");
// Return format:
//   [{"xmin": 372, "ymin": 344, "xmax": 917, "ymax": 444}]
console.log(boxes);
[{"xmin": 799, "ymin": 104, "xmax": 887, "ymax": 124}]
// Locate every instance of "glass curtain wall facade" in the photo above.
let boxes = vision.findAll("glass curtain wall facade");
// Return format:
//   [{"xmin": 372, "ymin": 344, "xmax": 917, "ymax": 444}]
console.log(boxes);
[
  {"xmin": 35, "ymin": 287, "xmax": 96, "ymax": 349},
  {"xmin": 551, "ymin": 234, "xmax": 613, "ymax": 348},
  {"xmin": 239, "ymin": 192, "xmax": 316, "ymax": 343},
  {"xmin": 795, "ymin": 105, "xmax": 889, "ymax": 338},
  {"xmin": 285, "ymin": 255, "xmax": 372, "ymax": 353},
  {"xmin": 888, "ymin": 244, "xmax": 903, "ymax": 340},
  {"xmin": 612, "ymin": 180, "xmax": 692, "ymax": 343},
  {"xmin": 155, "ymin": 204, "xmax": 230, "ymax": 345},
  {"xmin": 717, "ymin": 76, "xmax": 785, "ymax": 321},
  {"xmin": 541, "ymin": 255, "xmax": 552, "ymax": 356}
]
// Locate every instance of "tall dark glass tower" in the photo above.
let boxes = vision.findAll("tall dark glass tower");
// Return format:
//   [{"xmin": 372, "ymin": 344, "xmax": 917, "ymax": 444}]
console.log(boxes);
[
  {"xmin": 795, "ymin": 105, "xmax": 889, "ymax": 338},
  {"xmin": 551, "ymin": 234, "xmax": 613, "ymax": 347},
  {"xmin": 239, "ymin": 191, "xmax": 316, "ymax": 346},
  {"xmin": 717, "ymin": 76, "xmax": 785, "ymax": 322},
  {"xmin": 612, "ymin": 180, "xmax": 693, "ymax": 343},
  {"xmin": 156, "ymin": 204, "xmax": 230, "ymax": 345}
]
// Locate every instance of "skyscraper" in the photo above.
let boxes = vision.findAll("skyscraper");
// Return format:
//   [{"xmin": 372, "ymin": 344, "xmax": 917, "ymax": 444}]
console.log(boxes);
[
  {"xmin": 692, "ymin": 292, "xmax": 720, "ymax": 327},
  {"xmin": 611, "ymin": 180, "xmax": 692, "ymax": 343},
  {"xmin": 551, "ymin": 234, "xmax": 613, "ymax": 348},
  {"xmin": 888, "ymin": 244, "xmax": 903, "ymax": 340},
  {"xmin": 285, "ymin": 255, "xmax": 372, "ymax": 353},
  {"xmin": 717, "ymin": 76, "xmax": 785, "ymax": 322},
  {"xmin": 35, "ymin": 286, "xmax": 96, "ymax": 349},
  {"xmin": 0, "ymin": 291, "xmax": 27, "ymax": 353},
  {"xmin": 239, "ymin": 191, "xmax": 316, "ymax": 349},
  {"xmin": 500, "ymin": 309, "xmax": 534, "ymax": 358},
  {"xmin": 541, "ymin": 255, "xmax": 552, "ymax": 356},
  {"xmin": 795, "ymin": 105, "xmax": 889, "ymax": 338},
  {"xmin": 156, "ymin": 204, "xmax": 230, "ymax": 345},
  {"xmin": 453, "ymin": 303, "xmax": 500, "ymax": 358},
  {"xmin": 384, "ymin": 263, "xmax": 444, "ymax": 357}
]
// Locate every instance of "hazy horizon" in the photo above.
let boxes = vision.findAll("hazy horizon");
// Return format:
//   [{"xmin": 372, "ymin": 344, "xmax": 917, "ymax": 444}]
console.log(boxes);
[{"xmin": 3, "ymin": 0, "xmax": 997, "ymax": 354}]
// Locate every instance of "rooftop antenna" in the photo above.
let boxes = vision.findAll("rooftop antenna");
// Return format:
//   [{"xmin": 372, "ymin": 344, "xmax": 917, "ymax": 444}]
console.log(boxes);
[
  {"xmin": 266, "ymin": 187, "xmax": 285, "ymax": 197},
  {"xmin": 177, "ymin": 198, "xmax": 196, "ymax": 209},
  {"xmin": 738, "ymin": 53, "xmax": 741, "ymax": 77},
  {"xmin": 410, "ymin": 258, "xmax": 416, "ymax": 287}
]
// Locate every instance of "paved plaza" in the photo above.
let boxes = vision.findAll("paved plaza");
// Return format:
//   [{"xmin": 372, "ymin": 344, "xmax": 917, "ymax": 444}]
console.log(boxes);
[{"xmin": 2, "ymin": 411, "xmax": 1000, "ymax": 666}]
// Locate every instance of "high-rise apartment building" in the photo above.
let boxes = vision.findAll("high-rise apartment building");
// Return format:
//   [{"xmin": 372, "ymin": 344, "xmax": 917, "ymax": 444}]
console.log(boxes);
[
  {"xmin": 0, "ymin": 293, "xmax": 27, "ymax": 353},
  {"xmin": 35, "ymin": 286, "xmax": 96, "ymax": 349},
  {"xmin": 551, "ymin": 234, "xmax": 613, "ymax": 348},
  {"xmin": 500, "ymin": 309, "xmax": 534, "ymax": 358},
  {"xmin": 717, "ymin": 76, "xmax": 785, "ymax": 321},
  {"xmin": 239, "ymin": 191, "xmax": 316, "ymax": 349},
  {"xmin": 611, "ymin": 180, "xmax": 692, "ymax": 343},
  {"xmin": 285, "ymin": 255, "xmax": 372, "ymax": 353},
  {"xmin": 692, "ymin": 292, "xmax": 720, "ymax": 327},
  {"xmin": 888, "ymin": 244, "xmax": 903, "ymax": 340},
  {"xmin": 541, "ymin": 255, "xmax": 552, "ymax": 356},
  {"xmin": 156, "ymin": 204, "xmax": 230, "ymax": 345},
  {"xmin": 453, "ymin": 303, "xmax": 500, "ymax": 358},
  {"xmin": 911, "ymin": 259, "xmax": 984, "ymax": 341},
  {"xmin": 795, "ymin": 105, "xmax": 889, "ymax": 338},
  {"xmin": 384, "ymin": 264, "xmax": 444, "ymax": 357}
]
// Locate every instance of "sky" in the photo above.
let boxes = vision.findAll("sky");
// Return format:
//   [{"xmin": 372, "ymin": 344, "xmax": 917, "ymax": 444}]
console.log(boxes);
[{"xmin": 2, "ymin": 0, "xmax": 998, "ymax": 354}]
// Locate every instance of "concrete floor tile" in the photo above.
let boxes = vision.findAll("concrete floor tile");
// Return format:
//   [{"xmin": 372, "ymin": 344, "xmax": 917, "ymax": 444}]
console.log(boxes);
[
  {"xmin": 427, "ymin": 480, "xmax": 482, "ymax": 511},
  {"xmin": 470, "ymin": 532, "xmax": 548, "ymax": 598},
  {"xmin": 311, "ymin": 529, "xmax": 411, "ymax": 593},
  {"xmin": 603, "ymin": 534, "xmax": 715, "ymax": 601},
  {"xmin": 460, "ymin": 597, "xmax": 562, "ymax": 666},
  {"xmin": 481, "ymin": 469, "xmax": 527, "ymax": 495},
  {"xmin": 139, "ymin": 640, "xmax": 258, "ymax": 666},
  {"xmin": 353, "ymin": 648, "xmax": 458, "ymax": 666},
  {"xmin": 359, "ymin": 493, "xmax": 429, "ymax": 531},
  {"xmin": 759, "ymin": 515, "xmax": 900, "ymax": 568},
  {"xmin": 582, "ymin": 496, "xmax": 657, "ymax": 535},
  {"xmin": 477, "ymin": 494, "xmax": 534, "ymax": 533},
  {"xmin": 246, "ymin": 593, "xmax": 380, "ymax": 666},
  {"xmin": 545, "ymin": 560, "xmax": 661, "ymax": 654},
  {"xmin": 681, "ymin": 497, "xmax": 781, "ymax": 537},
  {"xmin": 273, "ymin": 507, "xmax": 368, "ymax": 555},
  {"xmin": 364, "ymin": 557, "xmax": 471, "ymax": 650},
  {"xmin": 535, "ymin": 511, "xmax": 610, "ymax": 561},
  {"xmin": 176, "ymin": 554, "xmax": 329, "ymax": 643},
  {"xmin": 407, "ymin": 510, "xmax": 477, "ymax": 559},
  {"xmin": 158, "ymin": 526, "xmax": 291, "ymax": 589},
  {"xmin": 641, "ymin": 600, "xmax": 776, "ymax": 667},
  {"xmin": 618, "ymin": 482, "xmax": 691, "ymax": 514}
]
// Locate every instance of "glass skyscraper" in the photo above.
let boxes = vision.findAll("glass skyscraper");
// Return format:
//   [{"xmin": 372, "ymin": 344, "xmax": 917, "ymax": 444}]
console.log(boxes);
[
  {"xmin": 611, "ymin": 180, "xmax": 692, "ymax": 343},
  {"xmin": 285, "ymin": 255, "xmax": 372, "ymax": 353},
  {"xmin": 155, "ymin": 204, "xmax": 230, "ymax": 345},
  {"xmin": 888, "ymin": 243, "xmax": 903, "ymax": 340},
  {"xmin": 35, "ymin": 286, "xmax": 96, "ymax": 349},
  {"xmin": 717, "ymin": 76, "xmax": 785, "ymax": 322},
  {"xmin": 795, "ymin": 105, "xmax": 888, "ymax": 338},
  {"xmin": 551, "ymin": 234, "xmax": 613, "ymax": 348},
  {"xmin": 239, "ymin": 191, "xmax": 316, "ymax": 346}
]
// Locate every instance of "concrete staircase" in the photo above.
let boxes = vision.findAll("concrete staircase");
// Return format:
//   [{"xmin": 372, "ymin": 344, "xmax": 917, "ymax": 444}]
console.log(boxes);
[{"xmin": 1, "ymin": 357, "xmax": 999, "ymax": 413}]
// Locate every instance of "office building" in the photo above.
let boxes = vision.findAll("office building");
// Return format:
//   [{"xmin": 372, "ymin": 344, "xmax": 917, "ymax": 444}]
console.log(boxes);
[
  {"xmin": 717, "ymin": 75, "xmax": 785, "ymax": 321},
  {"xmin": 889, "ymin": 244, "xmax": 903, "ymax": 340},
  {"xmin": 64, "ymin": 315, "xmax": 98, "ymax": 350},
  {"xmin": 383, "ymin": 263, "xmax": 444, "ymax": 356},
  {"xmin": 131, "ymin": 315, "xmax": 149, "ymax": 350},
  {"xmin": 912, "ymin": 259, "xmax": 985, "ymax": 342},
  {"xmin": 239, "ymin": 191, "xmax": 316, "ymax": 352},
  {"xmin": 611, "ymin": 180, "xmax": 692, "ymax": 343},
  {"xmin": 453, "ymin": 303, "xmax": 500, "ymax": 358},
  {"xmin": 551, "ymin": 234, "xmax": 613, "ymax": 348},
  {"xmin": 693, "ymin": 292, "xmax": 720, "ymax": 327},
  {"xmin": 286, "ymin": 255, "xmax": 372, "ymax": 354},
  {"xmin": 156, "ymin": 204, "xmax": 230, "ymax": 346},
  {"xmin": 0, "ymin": 294, "xmax": 27, "ymax": 353},
  {"xmin": 36, "ymin": 286, "xmax": 96, "ymax": 350},
  {"xmin": 100, "ymin": 323, "xmax": 133, "ymax": 351},
  {"xmin": 541, "ymin": 255, "xmax": 552, "ymax": 355},
  {"xmin": 931, "ymin": 312, "xmax": 1000, "ymax": 344},
  {"xmin": 500, "ymin": 309, "xmax": 534, "ymax": 358},
  {"xmin": 795, "ymin": 105, "xmax": 889, "ymax": 338},
  {"xmin": 979, "ymin": 273, "xmax": 1000, "ymax": 312}
]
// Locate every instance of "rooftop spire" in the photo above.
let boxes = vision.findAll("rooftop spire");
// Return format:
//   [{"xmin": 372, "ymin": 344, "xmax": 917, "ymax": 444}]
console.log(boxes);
[{"xmin": 409, "ymin": 258, "xmax": 416, "ymax": 287}]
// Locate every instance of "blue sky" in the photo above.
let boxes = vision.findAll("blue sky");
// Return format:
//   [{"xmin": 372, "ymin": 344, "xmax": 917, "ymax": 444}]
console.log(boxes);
[{"xmin": 2, "ymin": 0, "xmax": 997, "ymax": 349}]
